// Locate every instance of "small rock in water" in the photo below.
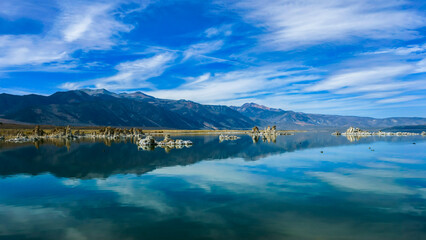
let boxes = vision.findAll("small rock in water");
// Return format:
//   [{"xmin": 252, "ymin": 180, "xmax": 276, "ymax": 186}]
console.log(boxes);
[
  {"xmin": 368, "ymin": 147, "xmax": 371, "ymax": 149},
  {"xmin": 413, "ymin": 142, "xmax": 416, "ymax": 144},
  {"xmin": 320, "ymin": 151, "xmax": 323, "ymax": 153}
]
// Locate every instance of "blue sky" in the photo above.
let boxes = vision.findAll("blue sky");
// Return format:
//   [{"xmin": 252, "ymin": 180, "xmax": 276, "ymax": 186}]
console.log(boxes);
[{"xmin": 0, "ymin": 0, "xmax": 426, "ymax": 117}]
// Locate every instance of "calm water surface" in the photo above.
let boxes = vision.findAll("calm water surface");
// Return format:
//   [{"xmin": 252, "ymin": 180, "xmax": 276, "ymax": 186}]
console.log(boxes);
[{"xmin": 0, "ymin": 133, "xmax": 425, "ymax": 240}]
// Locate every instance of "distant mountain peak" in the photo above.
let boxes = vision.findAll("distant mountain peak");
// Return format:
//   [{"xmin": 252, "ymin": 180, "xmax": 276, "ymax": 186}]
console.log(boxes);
[
  {"xmin": 78, "ymin": 89, "xmax": 115, "ymax": 96},
  {"xmin": 77, "ymin": 89, "xmax": 155, "ymax": 100},
  {"xmin": 240, "ymin": 103, "xmax": 283, "ymax": 112},
  {"xmin": 120, "ymin": 91, "xmax": 154, "ymax": 99}
]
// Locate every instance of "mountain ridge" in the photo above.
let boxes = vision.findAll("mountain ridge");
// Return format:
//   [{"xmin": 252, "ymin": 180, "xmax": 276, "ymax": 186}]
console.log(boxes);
[{"xmin": 1, "ymin": 89, "xmax": 426, "ymax": 129}]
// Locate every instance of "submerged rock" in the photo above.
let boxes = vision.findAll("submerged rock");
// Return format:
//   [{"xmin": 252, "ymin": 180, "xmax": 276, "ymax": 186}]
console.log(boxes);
[
  {"xmin": 344, "ymin": 127, "xmax": 369, "ymax": 135},
  {"xmin": 138, "ymin": 145, "xmax": 155, "ymax": 151},
  {"xmin": 138, "ymin": 134, "xmax": 193, "ymax": 150},
  {"xmin": 74, "ymin": 130, "xmax": 84, "ymax": 137},
  {"xmin": 252, "ymin": 126, "xmax": 260, "ymax": 134},
  {"xmin": 33, "ymin": 125, "xmax": 45, "ymax": 136},
  {"xmin": 6, "ymin": 132, "xmax": 32, "ymax": 143},
  {"xmin": 51, "ymin": 127, "xmax": 66, "ymax": 137},
  {"xmin": 138, "ymin": 135, "xmax": 156, "ymax": 146},
  {"xmin": 278, "ymin": 132, "xmax": 294, "ymax": 135},
  {"xmin": 219, "ymin": 134, "xmax": 240, "ymax": 142},
  {"xmin": 249, "ymin": 125, "xmax": 285, "ymax": 143},
  {"xmin": 65, "ymin": 125, "xmax": 72, "ymax": 138},
  {"xmin": 182, "ymin": 140, "xmax": 193, "ymax": 145}
]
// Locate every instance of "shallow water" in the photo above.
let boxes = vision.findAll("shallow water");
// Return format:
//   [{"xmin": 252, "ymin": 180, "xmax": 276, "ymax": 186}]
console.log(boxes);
[{"xmin": 0, "ymin": 133, "xmax": 425, "ymax": 240}]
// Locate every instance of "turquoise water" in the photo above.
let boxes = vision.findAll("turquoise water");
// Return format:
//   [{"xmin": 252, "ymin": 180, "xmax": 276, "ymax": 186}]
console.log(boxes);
[{"xmin": 0, "ymin": 133, "xmax": 425, "ymax": 240}]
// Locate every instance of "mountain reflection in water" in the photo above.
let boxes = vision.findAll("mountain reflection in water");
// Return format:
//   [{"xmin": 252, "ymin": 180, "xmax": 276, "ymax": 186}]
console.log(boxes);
[
  {"xmin": 0, "ymin": 133, "xmax": 425, "ymax": 240},
  {"xmin": 0, "ymin": 133, "xmax": 420, "ymax": 179}
]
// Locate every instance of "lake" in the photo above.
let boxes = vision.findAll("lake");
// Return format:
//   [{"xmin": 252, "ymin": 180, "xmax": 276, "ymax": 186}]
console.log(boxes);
[{"xmin": 0, "ymin": 133, "xmax": 425, "ymax": 240}]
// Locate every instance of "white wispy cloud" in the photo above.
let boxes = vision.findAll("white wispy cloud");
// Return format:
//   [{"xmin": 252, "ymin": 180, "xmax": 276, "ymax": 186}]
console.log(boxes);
[
  {"xmin": 0, "ymin": 0, "xmax": 55, "ymax": 21},
  {"xmin": 377, "ymin": 157, "xmax": 424, "ymax": 164},
  {"xmin": 59, "ymin": 36, "xmax": 230, "ymax": 91},
  {"xmin": 182, "ymin": 40, "xmax": 224, "ymax": 61},
  {"xmin": 304, "ymin": 55, "xmax": 426, "ymax": 100},
  {"xmin": 230, "ymin": 0, "xmax": 426, "ymax": 49},
  {"xmin": 184, "ymin": 73, "xmax": 212, "ymax": 86},
  {"xmin": 363, "ymin": 43, "xmax": 426, "ymax": 56},
  {"xmin": 204, "ymin": 24, "xmax": 233, "ymax": 38},
  {"xmin": 334, "ymin": 81, "xmax": 426, "ymax": 95},
  {"xmin": 0, "ymin": 0, "xmax": 144, "ymax": 69},
  {"xmin": 61, "ymin": 52, "xmax": 177, "ymax": 90},
  {"xmin": 376, "ymin": 95, "xmax": 422, "ymax": 104},
  {"xmin": 292, "ymin": 56, "xmax": 426, "ymax": 114},
  {"xmin": 416, "ymin": 58, "xmax": 426, "ymax": 73},
  {"xmin": 63, "ymin": 9, "xmax": 98, "ymax": 42},
  {"xmin": 58, "ymin": 1, "xmax": 133, "ymax": 48},
  {"xmin": 0, "ymin": 35, "xmax": 69, "ymax": 67},
  {"xmin": 146, "ymin": 64, "xmax": 316, "ymax": 103},
  {"xmin": 305, "ymin": 65, "xmax": 413, "ymax": 92}
]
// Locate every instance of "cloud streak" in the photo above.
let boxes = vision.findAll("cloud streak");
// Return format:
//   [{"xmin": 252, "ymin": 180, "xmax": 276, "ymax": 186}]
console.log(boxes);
[
  {"xmin": 305, "ymin": 65, "xmax": 414, "ymax": 92},
  {"xmin": 0, "ymin": 0, "xmax": 143, "ymax": 70},
  {"xmin": 182, "ymin": 40, "xmax": 224, "ymax": 61},
  {"xmin": 61, "ymin": 52, "xmax": 177, "ymax": 90},
  {"xmin": 146, "ymin": 64, "xmax": 317, "ymax": 103},
  {"xmin": 231, "ymin": 0, "xmax": 426, "ymax": 49}
]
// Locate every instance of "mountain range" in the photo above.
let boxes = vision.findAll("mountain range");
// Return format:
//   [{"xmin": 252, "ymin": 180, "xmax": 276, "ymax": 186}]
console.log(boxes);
[
  {"xmin": 1, "ymin": 89, "xmax": 425, "ymax": 130},
  {"xmin": 231, "ymin": 103, "xmax": 426, "ymax": 130}
]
